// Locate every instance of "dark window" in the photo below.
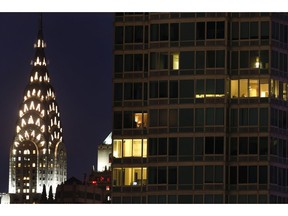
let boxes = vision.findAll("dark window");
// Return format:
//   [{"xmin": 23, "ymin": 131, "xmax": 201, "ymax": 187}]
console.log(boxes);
[
  {"xmin": 170, "ymin": 23, "xmax": 179, "ymax": 41},
  {"xmin": 125, "ymin": 26, "xmax": 133, "ymax": 43},
  {"xmin": 179, "ymin": 109, "xmax": 193, "ymax": 127},
  {"xmin": 179, "ymin": 137, "xmax": 193, "ymax": 156},
  {"xmin": 230, "ymin": 166, "xmax": 237, "ymax": 184},
  {"xmin": 124, "ymin": 54, "xmax": 133, "ymax": 71},
  {"xmin": 240, "ymin": 22, "xmax": 249, "ymax": 39},
  {"xmin": 215, "ymin": 108, "xmax": 224, "ymax": 125},
  {"xmin": 115, "ymin": 26, "xmax": 123, "ymax": 44},
  {"xmin": 205, "ymin": 137, "xmax": 214, "ymax": 154},
  {"xmin": 250, "ymin": 22, "xmax": 258, "ymax": 39},
  {"xmin": 261, "ymin": 21, "xmax": 269, "ymax": 39},
  {"xmin": 230, "ymin": 138, "xmax": 237, "ymax": 156},
  {"xmin": 194, "ymin": 166, "xmax": 203, "ymax": 185},
  {"xmin": 150, "ymin": 81, "xmax": 158, "ymax": 98},
  {"xmin": 240, "ymin": 51, "xmax": 249, "ymax": 68},
  {"xmin": 239, "ymin": 137, "xmax": 248, "ymax": 154},
  {"xmin": 158, "ymin": 167, "xmax": 167, "ymax": 184},
  {"xmin": 168, "ymin": 167, "xmax": 177, "ymax": 184},
  {"xmin": 196, "ymin": 79, "xmax": 204, "ymax": 95},
  {"xmin": 180, "ymin": 80, "xmax": 194, "ymax": 98},
  {"xmin": 158, "ymin": 138, "xmax": 167, "ymax": 155},
  {"xmin": 113, "ymin": 112, "xmax": 122, "ymax": 129},
  {"xmin": 114, "ymin": 83, "xmax": 122, "ymax": 101},
  {"xmin": 124, "ymin": 83, "xmax": 133, "ymax": 100},
  {"xmin": 169, "ymin": 138, "xmax": 177, "ymax": 156},
  {"xmin": 179, "ymin": 166, "xmax": 193, "ymax": 185},
  {"xmin": 160, "ymin": 24, "xmax": 168, "ymax": 41},
  {"xmin": 134, "ymin": 54, "xmax": 143, "ymax": 71},
  {"xmin": 239, "ymin": 166, "xmax": 247, "ymax": 183},
  {"xmin": 207, "ymin": 51, "xmax": 215, "ymax": 68},
  {"xmin": 159, "ymin": 81, "xmax": 168, "ymax": 98},
  {"xmin": 196, "ymin": 22, "xmax": 205, "ymax": 40},
  {"xmin": 232, "ymin": 22, "xmax": 239, "ymax": 40},
  {"xmin": 195, "ymin": 137, "xmax": 203, "ymax": 155},
  {"xmin": 169, "ymin": 81, "xmax": 178, "ymax": 98},
  {"xmin": 259, "ymin": 137, "xmax": 268, "ymax": 155},
  {"xmin": 180, "ymin": 51, "xmax": 194, "ymax": 69},
  {"xmin": 148, "ymin": 167, "xmax": 157, "ymax": 184},
  {"xmin": 159, "ymin": 109, "xmax": 168, "ymax": 126},
  {"xmin": 134, "ymin": 26, "xmax": 143, "ymax": 43},
  {"xmin": 207, "ymin": 22, "xmax": 215, "ymax": 39},
  {"xmin": 196, "ymin": 51, "xmax": 205, "ymax": 69},
  {"xmin": 195, "ymin": 108, "xmax": 204, "ymax": 127},
  {"xmin": 259, "ymin": 166, "xmax": 267, "ymax": 184},
  {"xmin": 150, "ymin": 24, "xmax": 158, "ymax": 41},
  {"xmin": 249, "ymin": 108, "xmax": 258, "ymax": 126},
  {"xmin": 180, "ymin": 23, "xmax": 195, "ymax": 41},
  {"xmin": 231, "ymin": 51, "xmax": 238, "ymax": 69},
  {"xmin": 216, "ymin": 21, "xmax": 225, "ymax": 38},
  {"xmin": 123, "ymin": 111, "xmax": 133, "ymax": 128},
  {"xmin": 114, "ymin": 55, "xmax": 123, "ymax": 73}
]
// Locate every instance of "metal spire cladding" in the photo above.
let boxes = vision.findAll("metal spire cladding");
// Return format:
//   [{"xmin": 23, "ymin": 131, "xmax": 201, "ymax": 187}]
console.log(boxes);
[{"xmin": 9, "ymin": 16, "xmax": 67, "ymax": 203}]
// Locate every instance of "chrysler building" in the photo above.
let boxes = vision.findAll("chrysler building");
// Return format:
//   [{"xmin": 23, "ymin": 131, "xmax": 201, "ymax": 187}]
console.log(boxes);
[{"xmin": 8, "ymin": 17, "xmax": 67, "ymax": 203}]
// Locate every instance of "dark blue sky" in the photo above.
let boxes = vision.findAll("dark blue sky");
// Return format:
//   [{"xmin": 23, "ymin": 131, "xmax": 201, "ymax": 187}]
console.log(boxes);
[{"xmin": 0, "ymin": 13, "xmax": 113, "ymax": 192}]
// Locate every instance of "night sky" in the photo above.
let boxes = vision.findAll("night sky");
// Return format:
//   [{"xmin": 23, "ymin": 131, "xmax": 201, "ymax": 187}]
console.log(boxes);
[{"xmin": 0, "ymin": 13, "xmax": 113, "ymax": 192}]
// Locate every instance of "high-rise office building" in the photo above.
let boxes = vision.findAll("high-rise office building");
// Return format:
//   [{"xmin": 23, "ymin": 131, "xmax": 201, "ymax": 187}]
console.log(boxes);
[
  {"xmin": 112, "ymin": 13, "xmax": 288, "ymax": 203},
  {"xmin": 8, "ymin": 18, "xmax": 67, "ymax": 203}
]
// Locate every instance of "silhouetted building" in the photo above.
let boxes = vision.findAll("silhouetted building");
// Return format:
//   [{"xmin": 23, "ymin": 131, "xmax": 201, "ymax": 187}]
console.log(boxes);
[
  {"xmin": 112, "ymin": 12, "xmax": 288, "ymax": 203},
  {"xmin": 8, "ymin": 16, "xmax": 67, "ymax": 203},
  {"xmin": 55, "ymin": 176, "xmax": 106, "ymax": 203}
]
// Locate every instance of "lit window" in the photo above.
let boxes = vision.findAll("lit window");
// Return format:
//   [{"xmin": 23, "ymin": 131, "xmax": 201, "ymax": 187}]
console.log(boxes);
[
  {"xmin": 133, "ymin": 139, "xmax": 142, "ymax": 157},
  {"xmin": 240, "ymin": 79, "xmax": 248, "ymax": 97},
  {"xmin": 231, "ymin": 80, "xmax": 238, "ymax": 98},
  {"xmin": 113, "ymin": 139, "xmax": 122, "ymax": 158},
  {"xmin": 18, "ymin": 163, "xmax": 21, "ymax": 168},
  {"xmin": 172, "ymin": 53, "xmax": 179, "ymax": 70},
  {"xmin": 283, "ymin": 83, "xmax": 287, "ymax": 100},
  {"xmin": 32, "ymin": 163, "xmax": 36, "ymax": 167},
  {"xmin": 123, "ymin": 139, "xmax": 132, "ymax": 157},
  {"xmin": 33, "ymin": 150, "xmax": 36, "ymax": 154},
  {"xmin": 143, "ymin": 139, "xmax": 147, "ymax": 157},
  {"xmin": 249, "ymin": 79, "xmax": 259, "ymax": 97},
  {"xmin": 260, "ymin": 79, "xmax": 269, "ymax": 97},
  {"xmin": 26, "ymin": 195, "xmax": 29, "ymax": 200},
  {"xmin": 134, "ymin": 113, "xmax": 148, "ymax": 128},
  {"xmin": 17, "ymin": 189, "xmax": 20, "ymax": 193}
]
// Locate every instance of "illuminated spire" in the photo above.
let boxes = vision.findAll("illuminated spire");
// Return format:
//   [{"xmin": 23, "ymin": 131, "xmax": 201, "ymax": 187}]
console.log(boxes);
[{"xmin": 9, "ymin": 15, "xmax": 67, "ymax": 203}]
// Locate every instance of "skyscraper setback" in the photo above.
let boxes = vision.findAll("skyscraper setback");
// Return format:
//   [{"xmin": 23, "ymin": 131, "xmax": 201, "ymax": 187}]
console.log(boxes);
[
  {"xmin": 112, "ymin": 13, "xmax": 288, "ymax": 203},
  {"xmin": 8, "ymin": 18, "xmax": 67, "ymax": 203}
]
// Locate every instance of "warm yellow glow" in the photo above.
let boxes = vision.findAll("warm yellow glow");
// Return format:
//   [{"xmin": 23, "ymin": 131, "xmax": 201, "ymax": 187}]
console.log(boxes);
[
  {"xmin": 35, "ymin": 72, "xmax": 38, "ymax": 80},
  {"xmin": 30, "ymin": 101, "xmax": 35, "ymax": 110},
  {"xmin": 123, "ymin": 139, "xmax": 132, "ymax": 157},
  {"xmin": 41, "ymin": 110, "xmax": 45, "ymax": 117},
  {"xmin": 19, "ymin": 110, "xmax": 24, "ymax": 117},
  {"xmin": 28, "ymin": 116, "xmax": 34, "ymax": 124},
  {"xmin": 196, "ymin": 94, "xmax": 205, "ymax": 98},
  {"xmin": 249, "ymin": 79, "xmax": 259, "ymax": 97},
  {"xmin": 12, "ymin": 149, "xmax": 17, "ymax": 155},
  {"xmin": 41, "ymin": 125, "xmax": 45, "ymax": 132},
  {"xmin": 37, "ymin": 90, "xmax": 41, "ymax": 97},
  {"xmin": 40, "ymin": 141, "xmax": 45, "ymax": 146},
  {"xmin": 254, "ymin": 57, "xmax": 260, "ymax": 68},
  {"xmin": 36, "ymin": 104, "xmax": 40, "ymax": 112},
  {"xmin": 172, "ymin": 53, "xmax": 179, "ymax": 70},
  {"xmin": 143, "ymin": 139, "xmax": 147, "ymax": 157},
  {"xmin": 18, "ymin": 134, "xmax": 24, "ymax": 141},
  {"xmin": 21, "ymin": 119, "xmax": 26, "ymax": 127},
  {"xmin": 32, "ymin": 89, "xmax": 36, "ymax": 96},
  {"xmin": 36, "ymin": 134, "xmax": 41, "ymax": 141},
  {"xmin": 32, "ymin": 163, "xmax": 36, "ymax": 167},
  {"xmin": 39, "ymin": 76, "xmax": 42, "ymax": 82},
  {"xmin": 16, "ymin": 126, "xmax": 21, "ymax": 133},
  {"xmin": 133, "ymin": 139, "xmax": 142, "ymax": 157},
  {"xmin": 134, "ymin": 113, "xmax": 148, "ymax": 128},
  {"xmin": 231, "ymin": 80, "xmax": 238, "ymax": 98},
  {"xmin": 35, "ymin": 118, "xmax": 40, "ymax": 126},
  {"xmin": 24, "ymin": 104, "xmax": 28, "ymax": 112},
  {"xmin": 240, "ymin": 79, "xmax": 248, "ymax": 97},
  {"xmin": 43, "ymin": 148, "xmax": 46, "ymax": 154},
  {"xmin": 30, "ymin": 76, "xmax": 34, "ymax": 82},
  {"xmin": 31, "ymin": 130, "xmax": 35, "ymax": 137},
  {"xmin": 113, "ymin": 139, "xmax": 122, "ymax": 158},
  {"xmin": 24, "ymin": 130, "xmax": 29, "ymax": 139}
]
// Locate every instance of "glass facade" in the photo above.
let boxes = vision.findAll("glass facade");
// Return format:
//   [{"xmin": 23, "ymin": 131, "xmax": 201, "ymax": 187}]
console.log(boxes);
[{"xmin": 112, "ymin": 12, "xmax": 288, "ymax": 203}]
